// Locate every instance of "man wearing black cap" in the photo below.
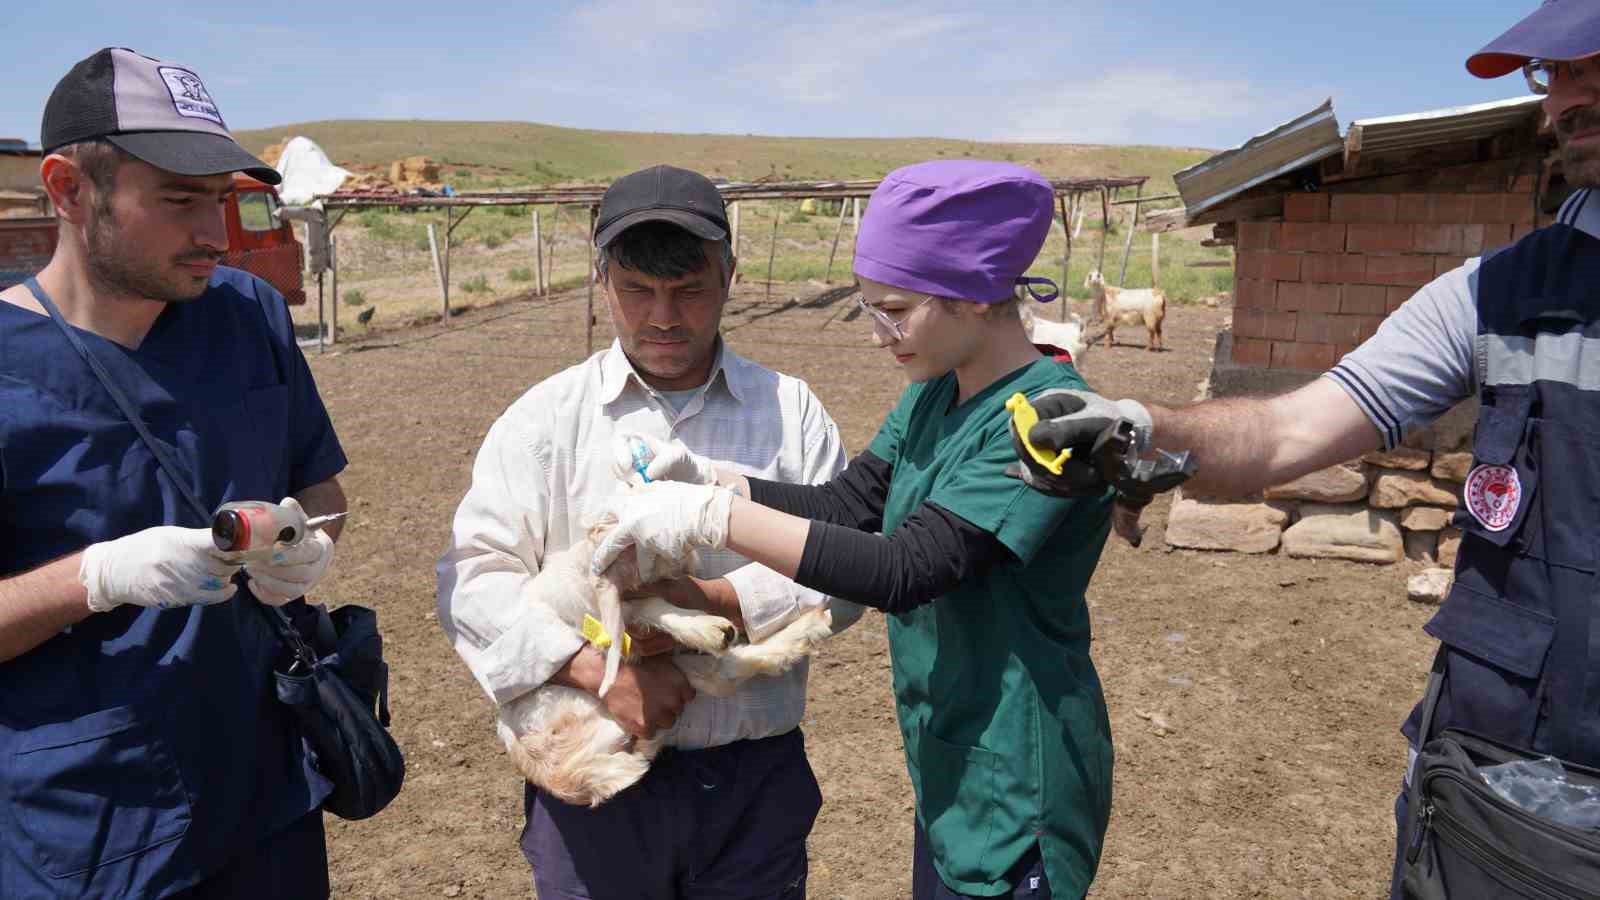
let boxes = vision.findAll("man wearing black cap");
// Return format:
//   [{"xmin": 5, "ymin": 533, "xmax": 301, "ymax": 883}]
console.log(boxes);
[
  {"xmin": 1010, "ymin": 2, "xmax": 1600, "ymax": 895},
  {"xmin": 0, "ymin": 48, "xmax": 349, "ymax": 897},
  {"xmin": 437, "ymin": 165, "xmax": 860, "ymax": 898}
]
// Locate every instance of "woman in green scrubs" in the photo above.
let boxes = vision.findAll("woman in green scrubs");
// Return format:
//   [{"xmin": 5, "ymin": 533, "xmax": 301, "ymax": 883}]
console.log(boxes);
[{"xmin": 597, "ymin": 160, "xmax": 1116, "ymax": 899}]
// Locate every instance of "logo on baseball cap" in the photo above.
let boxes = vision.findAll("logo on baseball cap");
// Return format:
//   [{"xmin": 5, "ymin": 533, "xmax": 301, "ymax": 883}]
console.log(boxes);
[
  {"xmin": 594, "ymin": 165, "xmax": 728, "ymax": 248},
  {"xmin": 41, "ymin": 48, "xmax": 280, "ymax": 185}
]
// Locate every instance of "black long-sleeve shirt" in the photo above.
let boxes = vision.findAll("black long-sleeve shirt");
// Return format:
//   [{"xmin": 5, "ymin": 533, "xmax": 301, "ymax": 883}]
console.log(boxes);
[{"xmin": 747, "ymin": 450, "xmax": 1010, "ymax": 614}]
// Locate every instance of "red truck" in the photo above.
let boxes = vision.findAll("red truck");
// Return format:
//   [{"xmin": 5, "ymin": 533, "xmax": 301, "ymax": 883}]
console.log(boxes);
[{"xmin": 0, "ymin": 174, "xmax": 306, "ymax": 304}]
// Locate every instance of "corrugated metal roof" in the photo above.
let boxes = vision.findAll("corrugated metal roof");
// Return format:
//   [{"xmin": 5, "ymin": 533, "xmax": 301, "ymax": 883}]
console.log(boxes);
[
  {"xmin": 1345, "ymin": 95, "xmax": 1543, "ymax": 158},
  {"xmin": 1163, "ymin": 95, "xmax": 1544, "ymax": 229},
  {"xmin": 1172, "ymin": 99, "xmax": 1343, "ymax": 220}
]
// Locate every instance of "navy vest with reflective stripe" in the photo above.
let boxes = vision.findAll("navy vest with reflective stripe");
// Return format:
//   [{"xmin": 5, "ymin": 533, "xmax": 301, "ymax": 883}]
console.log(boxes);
[{"xmin": 1405, "ymin": 222, "xmax": 1600, "ymax": 764}]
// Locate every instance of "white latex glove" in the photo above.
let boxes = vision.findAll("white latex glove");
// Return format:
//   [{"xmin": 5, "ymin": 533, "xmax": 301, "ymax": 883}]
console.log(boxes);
[
  {"xmin": 610, "ymin": 432, "xmax": 718, "ymax": 487},
  {"xmin": 590, "ymin": 482, "xmax": 734, "ymax": 581},
  {"xmin": 242, "ymin": 499, "xmax": 336, "ymax": 606},
  {"xmin": 79, "ymin": 525, "xmax": 242, "ymax": 613}
]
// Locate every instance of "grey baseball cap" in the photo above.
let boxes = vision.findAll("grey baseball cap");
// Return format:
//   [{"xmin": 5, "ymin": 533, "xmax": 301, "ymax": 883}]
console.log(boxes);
[{"xmin": 41, "ymin": 48, "xmax": 279, "ymax": 185}]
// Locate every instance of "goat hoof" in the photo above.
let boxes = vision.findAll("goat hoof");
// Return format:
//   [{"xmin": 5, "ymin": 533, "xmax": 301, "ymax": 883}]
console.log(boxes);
[{"xmin": 717, "ymin": 623, "xmax": 736, "ymax": 649}]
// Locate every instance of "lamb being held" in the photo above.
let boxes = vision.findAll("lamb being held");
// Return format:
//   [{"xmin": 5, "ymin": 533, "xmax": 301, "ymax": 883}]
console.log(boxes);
[{"xmin": 495, "ymin": 512, "xmax": 834, "ymax": 807}]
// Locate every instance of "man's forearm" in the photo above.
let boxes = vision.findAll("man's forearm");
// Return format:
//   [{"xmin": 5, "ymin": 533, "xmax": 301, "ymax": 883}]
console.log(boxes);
[
  {"xmin": 293, "ymin": 477, "xmax": 347, "ymax": 542},
  {"xmin": 0, "ymin": 552, "xmax": 93, "ymax": 663},
  {"xmin": 1147, "ymin": 397, "xmax": 1279, "ymax": 497},
  {"xmin": 1147, "ymin": 379, "xmax": 1383, "ymax": 498},
  {"xmin": 646, "ymin": 576, "xmax": 746, "ymax": 631},
  {"xmin": 549, "ymin": 643, "xmax": 607, "ymax": 694}
]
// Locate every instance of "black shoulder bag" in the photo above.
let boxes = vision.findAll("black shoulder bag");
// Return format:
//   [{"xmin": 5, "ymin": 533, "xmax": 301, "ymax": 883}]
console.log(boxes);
[
  {"xmin": 1402, "ymin": 648, "xmax": 1600, "ymax": 899},
  {"xmin": 29, "ymin": 277, "xmax": 405, "ymax": 821}
]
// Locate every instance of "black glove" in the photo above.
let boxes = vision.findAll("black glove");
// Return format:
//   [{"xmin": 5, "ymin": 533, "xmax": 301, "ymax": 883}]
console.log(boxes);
[
  {"xmin": 1006, "ymin": 389, "xmax": 1195, "ymax": 503},
  {"xmin": 1006, "ymin": 390, "xmax": 1144, "ymax": 497}
]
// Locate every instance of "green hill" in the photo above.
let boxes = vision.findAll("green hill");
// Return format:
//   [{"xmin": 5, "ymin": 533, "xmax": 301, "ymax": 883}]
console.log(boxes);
[{"xmin": 234, "ymin": 119, "xmax": 1213, "ymax": 196}]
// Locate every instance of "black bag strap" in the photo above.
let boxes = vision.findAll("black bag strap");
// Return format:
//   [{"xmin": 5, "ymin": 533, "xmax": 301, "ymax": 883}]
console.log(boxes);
[
  {"xmin": 1416, "ymin": 644, "xmax": 1448, "ymax": 747},
  {"xmin": 25, "ymin": 277, "xmax": 318, "ymax": 670}
]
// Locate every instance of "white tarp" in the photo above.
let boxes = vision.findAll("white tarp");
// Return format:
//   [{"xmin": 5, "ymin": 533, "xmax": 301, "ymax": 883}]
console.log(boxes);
[{"xmin": 274, "ymin": 136, "xmax": 351, "ymax": 206}]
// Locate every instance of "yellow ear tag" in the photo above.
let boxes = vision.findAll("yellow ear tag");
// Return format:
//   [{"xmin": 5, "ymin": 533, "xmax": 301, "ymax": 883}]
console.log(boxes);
[
  {"xmin": 581, "ymin": 614, "xmax": 634, "ymax": 656},
  {"xmin": 1006, "ymin": 392, "xmax": 1073, "ymax": 476}
]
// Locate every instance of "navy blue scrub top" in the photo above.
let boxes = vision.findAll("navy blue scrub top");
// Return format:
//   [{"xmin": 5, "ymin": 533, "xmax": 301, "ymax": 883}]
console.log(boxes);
[{"xmin": 0, "ymin": 267, "xmax": 348, "ymax": 898}]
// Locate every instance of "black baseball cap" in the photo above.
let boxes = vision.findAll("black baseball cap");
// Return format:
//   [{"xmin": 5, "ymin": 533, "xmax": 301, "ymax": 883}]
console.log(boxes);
[
  {"xmin": 42, "ymin": 48, "xmax": 280, "ymax": 185},
  {"xmin": 1468, "ymin": 0, "xmax": 1600, "ymax": 79},
  {"xmin": 594, "ymin": 165, "xmax": 728, "ymax": 248}
]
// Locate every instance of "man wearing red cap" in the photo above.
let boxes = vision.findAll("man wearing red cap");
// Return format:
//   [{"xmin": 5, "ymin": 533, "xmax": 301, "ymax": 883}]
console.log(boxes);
[{"xmin": 1011, "ymin": 2, "xmax": 1600, "ymax": 895}]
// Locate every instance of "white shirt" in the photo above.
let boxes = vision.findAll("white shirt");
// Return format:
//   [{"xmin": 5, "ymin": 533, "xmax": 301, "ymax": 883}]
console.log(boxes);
[{"xmin": 436, "ymin": 338, "xmax": 861, "ymax": 748}]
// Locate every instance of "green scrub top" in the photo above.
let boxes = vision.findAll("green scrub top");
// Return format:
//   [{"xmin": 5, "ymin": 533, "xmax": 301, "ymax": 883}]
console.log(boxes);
[{"xmin": 866, "ymin": 356, "xmax": 1114, "ymax": 898}]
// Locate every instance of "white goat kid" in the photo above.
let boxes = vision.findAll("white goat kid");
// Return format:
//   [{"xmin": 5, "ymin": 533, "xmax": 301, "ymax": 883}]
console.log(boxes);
[
  {"xmin": 1019, "ymin": 305, "xmax": 1089, "ymax": 363},
  {"xmin": 496, "ymin": 514, "xmax": 834, "ymax": 807},
  {"xmin": 1084, "ymin": 269, "xmax": 1166, "ymax": 351}
]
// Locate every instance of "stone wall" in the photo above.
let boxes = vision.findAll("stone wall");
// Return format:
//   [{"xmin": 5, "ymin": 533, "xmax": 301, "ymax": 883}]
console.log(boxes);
[{"xmin": 1165, "ymin": 400, "xmax": 1476, "ymax": 567}]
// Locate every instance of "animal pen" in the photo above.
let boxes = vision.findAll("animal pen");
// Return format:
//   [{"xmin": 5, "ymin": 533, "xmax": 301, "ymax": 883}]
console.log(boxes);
[{"xmin": 300, "ymin": 174, "xmax": 1151, "ymax": 354}]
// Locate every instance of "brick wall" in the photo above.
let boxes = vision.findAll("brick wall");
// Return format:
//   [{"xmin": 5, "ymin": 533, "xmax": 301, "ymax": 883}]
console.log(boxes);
[
  {"xmin": 0, "ymin": 218, "xmax": 57, "ymax": 289},
  {"xmin": 1231, "ymin": 179, "xmax": 1540, "ymax": 369}
]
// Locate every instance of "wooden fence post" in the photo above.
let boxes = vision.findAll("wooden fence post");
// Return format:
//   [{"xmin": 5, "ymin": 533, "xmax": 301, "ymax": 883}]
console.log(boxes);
[
  {"xmin": 730, "ymin": 202, "xmax": 741, "ymax": 285},
  {"xmin": 1095, "ymin": 187, "xmax": 1110, "ymax": 275},
  {"xmin": 329, "ymin": 236, "xmax": 339, "ymax": 345},
  {"xmin": 824, "ymin": 197, "xmax": 849, "ymax": 283},
  {"xmin": 1117, "ymin": 183, "xmax": 1144, "ymax": 286},
  {"xmin": 427, "ymin": 223, "xmax": 447, "ymax": 317},
  {"xmin": 765, "ymin": 202, "xmax": 779, "ymax": 301},
  {"xmin": 586, "ymin": 204, "xmax": 597, "ymax": 355},
  {"xmin": 533, "ymin": 208, "xmax": 545, "ymax": 296},
  {"xmin": 442, "ymin": 208, "xmax": 453, "ymax": 316},
  {"xmin": 1058, "ymin": 193, "xmax": 1073, "ymax": 321}
]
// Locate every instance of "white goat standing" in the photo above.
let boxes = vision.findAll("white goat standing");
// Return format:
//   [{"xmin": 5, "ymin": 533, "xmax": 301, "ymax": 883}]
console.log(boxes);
[
  {"xmin": 496, "ymin": 512, "xmax": 834, "ymax": 807},
  {"xmin": 1020, "ymin": 305, "xmax": 1089, "ymax": 363},
  {"xmin": 1084, "ymin": 269, "xmax": 1166, "ymax": 351}
]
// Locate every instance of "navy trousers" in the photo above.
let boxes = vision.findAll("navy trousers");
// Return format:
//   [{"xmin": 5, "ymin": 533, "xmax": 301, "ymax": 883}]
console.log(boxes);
[{"xmin": 521, "ymin": 728, "xmax": 821, "ymax": 899}]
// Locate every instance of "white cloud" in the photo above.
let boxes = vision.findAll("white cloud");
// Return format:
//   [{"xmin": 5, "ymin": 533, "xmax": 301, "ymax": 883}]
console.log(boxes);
[
  {"xmin": 568, "ymin": 0, "xmax": 748, "ymax": 52},
  {"xmin": 747, "ymin": 8, "xmax": 979, "ymax": 105},
  {"xmin": 1002, "ymin": 70, "xmax": 1319, "ymax": 146}
]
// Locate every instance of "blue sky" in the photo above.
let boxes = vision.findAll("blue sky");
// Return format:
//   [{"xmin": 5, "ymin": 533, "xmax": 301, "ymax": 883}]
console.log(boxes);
[{"xmin": 1, "ymin": 1, "xmax": 1542, "ymax": 151}]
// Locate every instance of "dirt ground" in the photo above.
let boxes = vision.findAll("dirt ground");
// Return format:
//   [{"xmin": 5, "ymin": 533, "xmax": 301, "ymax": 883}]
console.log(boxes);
[{"xmin": 303, "ymin": 287, "xmax": 1436, "ymax": 899}]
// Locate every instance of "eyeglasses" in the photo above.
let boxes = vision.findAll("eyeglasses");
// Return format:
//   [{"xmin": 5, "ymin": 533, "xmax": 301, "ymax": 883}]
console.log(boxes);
[
  {"xmin": 854, "ymin": 291, "xmax": 936, "ymax": 341},
  {"xmin": 1524, "ymin": 57, "xmax": 1599, "ymax": 95}
]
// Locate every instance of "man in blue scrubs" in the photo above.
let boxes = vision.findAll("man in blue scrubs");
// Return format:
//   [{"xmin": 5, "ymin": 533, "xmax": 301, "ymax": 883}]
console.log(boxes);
[{"xmin": 0, "ymin": 48, "xmax": 349, "ymax": 898}]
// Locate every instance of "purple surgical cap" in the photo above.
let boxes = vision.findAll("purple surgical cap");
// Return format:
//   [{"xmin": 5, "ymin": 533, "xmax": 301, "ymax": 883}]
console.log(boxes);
[{"xmin": 854, "ymin": 160, "xmax": 1059, "ymax": 304}]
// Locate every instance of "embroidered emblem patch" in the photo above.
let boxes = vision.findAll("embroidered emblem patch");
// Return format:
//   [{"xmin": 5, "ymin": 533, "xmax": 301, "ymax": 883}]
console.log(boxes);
[
  {"xmin": 158, "ymin": 67, "xmax": 224, "ymax": 126},
  {"xmin": 1465, "ymin": 463, "xmax": 1522, "ymax": 532}
]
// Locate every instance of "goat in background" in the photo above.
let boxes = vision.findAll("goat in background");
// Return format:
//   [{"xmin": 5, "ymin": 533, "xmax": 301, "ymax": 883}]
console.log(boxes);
[{"xmin": 1084, "ymin": 269, "xmax": 1166, "ymax": 351}]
